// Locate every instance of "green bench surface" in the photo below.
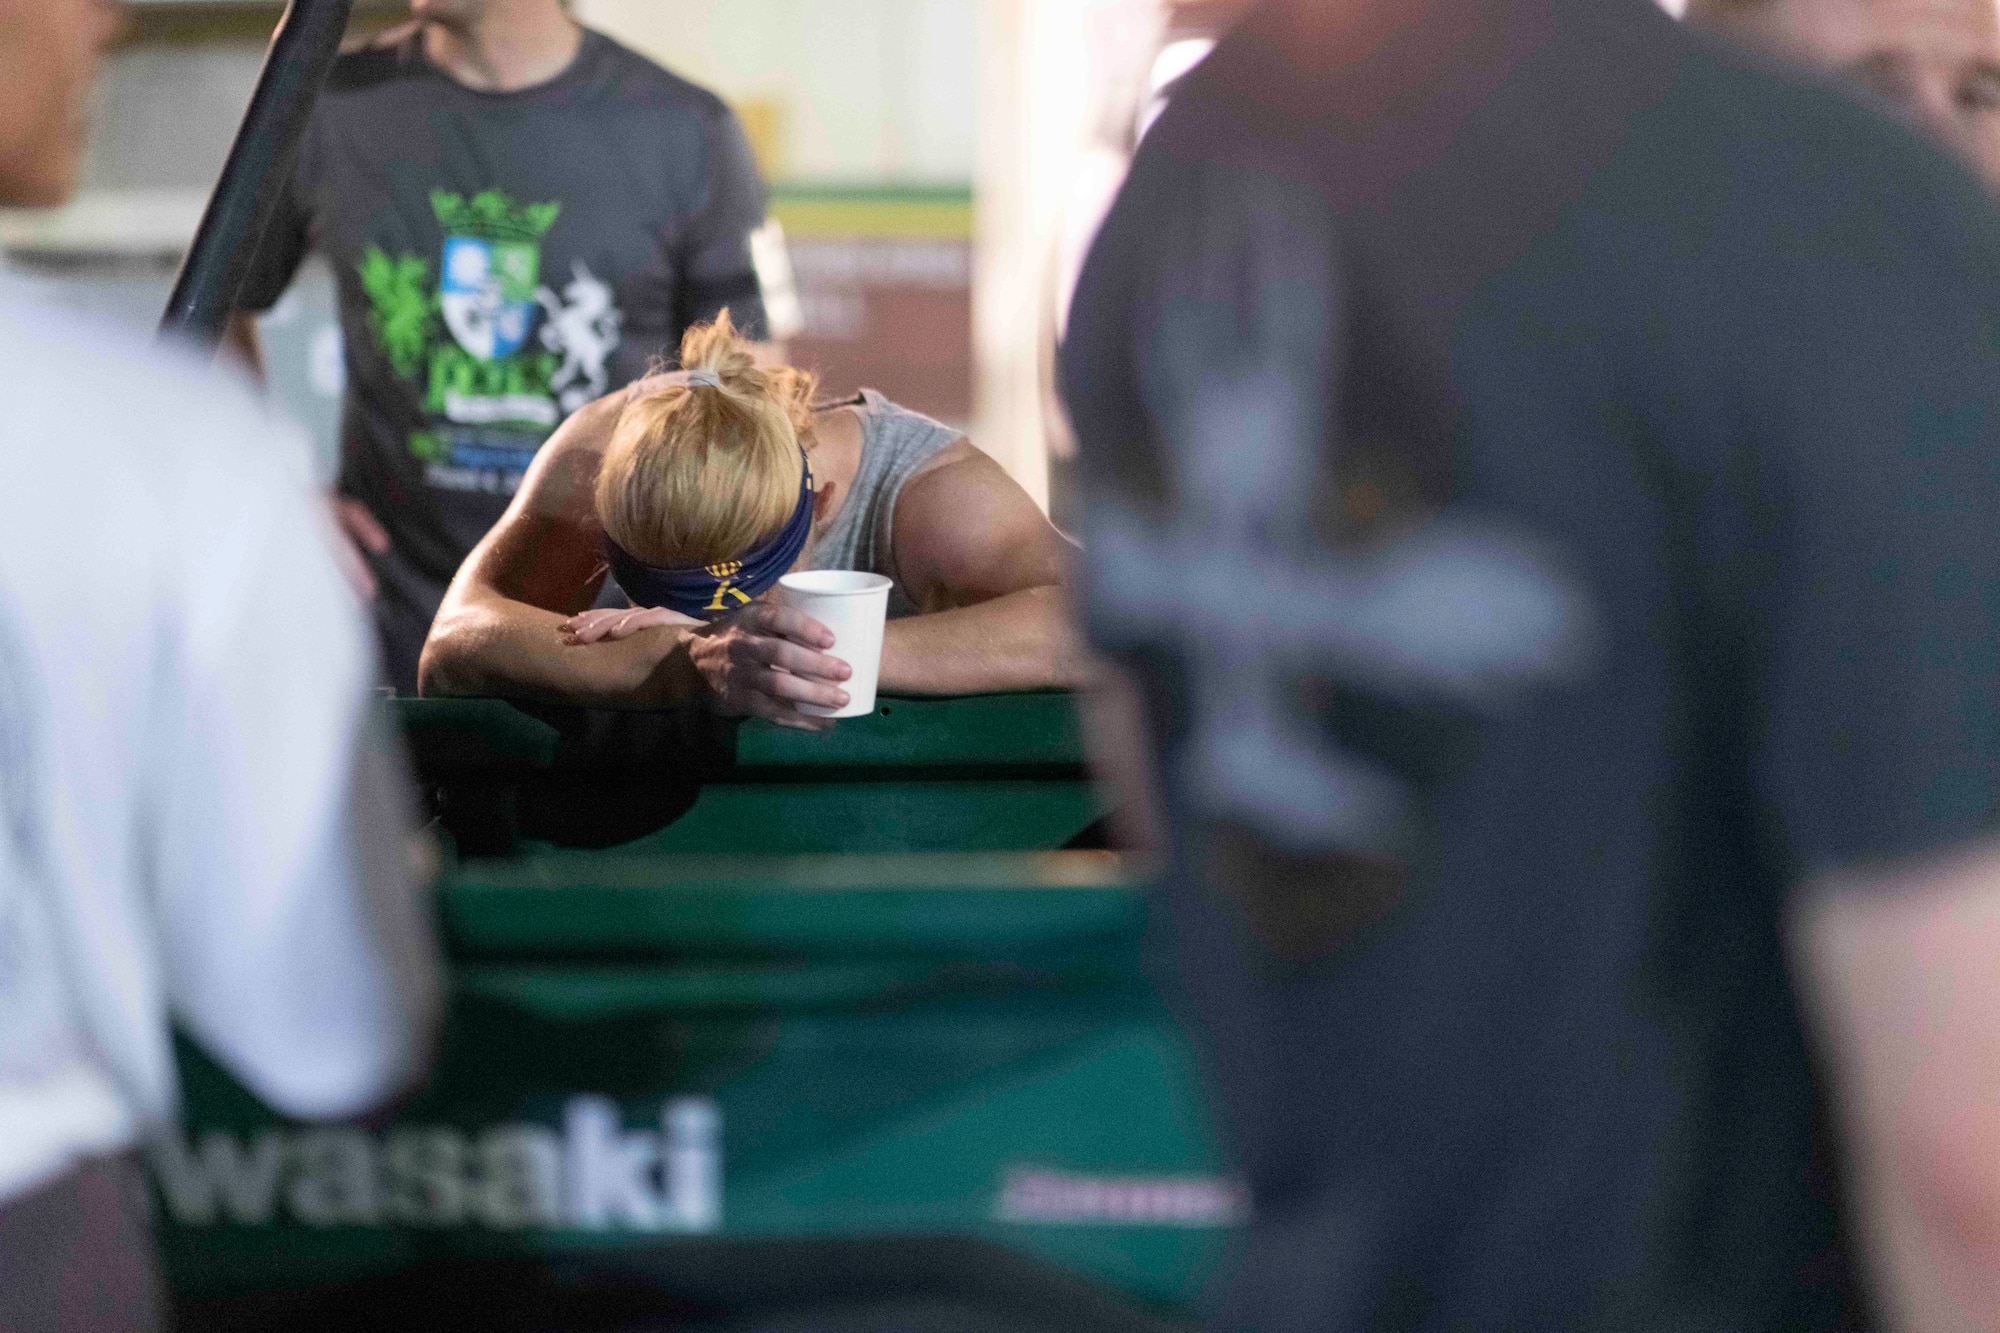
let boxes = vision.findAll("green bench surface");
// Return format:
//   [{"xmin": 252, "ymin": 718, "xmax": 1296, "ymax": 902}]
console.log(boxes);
[
  {"xmin": 391, "ymin": 693, "xmax": 1106, "ymax": 855},
  {"xmin": 161, "ymin": 852, "xmax": 1234, "ymax": 1318},
  {"xmin": 446, "ymin": 850, "xmax": 1136, "ymax": 958},
  {"xmin": 733, "ymin": 694, "xmax": 1086, "ymax": 771},
  {"xmin": 389, "ymin": 692, "xmax": 1087, "ymax": 775}
]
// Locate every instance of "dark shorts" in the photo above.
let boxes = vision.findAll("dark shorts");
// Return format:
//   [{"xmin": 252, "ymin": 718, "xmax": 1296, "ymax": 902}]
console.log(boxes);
[{"xmin": 0, "ymin": 1153, "xmax": 163, "ymax": 1333}]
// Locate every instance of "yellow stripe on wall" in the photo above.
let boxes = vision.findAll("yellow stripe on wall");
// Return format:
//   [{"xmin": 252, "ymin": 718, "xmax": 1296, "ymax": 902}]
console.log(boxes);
[{"xmin": 769, "ymin": 187, "xmax": 973, "ymax": 241}]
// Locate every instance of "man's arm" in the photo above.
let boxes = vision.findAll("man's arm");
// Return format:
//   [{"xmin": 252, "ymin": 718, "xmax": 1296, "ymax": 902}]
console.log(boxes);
[
  {"xmin": 878, "ymin": 443, "xmax": 1088, "ymax": 696},
  {"xmin": 420, "ymin": 509, "xmax": 702, "ymax": 707},
  {"xmin": 1078, "ymin": 659, "xmax": 1169, "ymax": 858},
  {"xmin": 1747, "ymin": 139, "xmax": 2000, "ymax": 1329},
  {"xmin": 1793, "ymin": 847, "xmax": 2000, "ymax": 1330}
]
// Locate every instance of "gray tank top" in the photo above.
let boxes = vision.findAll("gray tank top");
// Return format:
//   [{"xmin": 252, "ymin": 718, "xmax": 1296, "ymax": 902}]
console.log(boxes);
[{"xmin": 803, "ymin": 390, "xmax": 961, "ymax": 619}]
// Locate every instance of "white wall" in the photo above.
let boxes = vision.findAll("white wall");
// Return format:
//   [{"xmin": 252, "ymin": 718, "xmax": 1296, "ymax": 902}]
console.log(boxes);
[
  {"xmin": 85, "ymin": 44, "xmax": 267, "ymax": 193},
  {"xmin": 0, "ymin": 41, "xmax": 267, "ymax": 255},
  {"xmin": 974, "ymin": 0, "xmax": 1165, "ymax": 511},
  {"xmin": 575, "ymin": 0, "xmax": 978, "ymax": 183}
]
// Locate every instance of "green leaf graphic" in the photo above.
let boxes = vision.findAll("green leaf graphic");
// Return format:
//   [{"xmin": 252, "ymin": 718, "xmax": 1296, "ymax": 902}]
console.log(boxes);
[
  {"xmin": 431, "ymin": 189, "xmax": 561, "ymax": 243},
  {"xmin": 358, "ymin": 245, "xmax": 434, "ymax": 380}
]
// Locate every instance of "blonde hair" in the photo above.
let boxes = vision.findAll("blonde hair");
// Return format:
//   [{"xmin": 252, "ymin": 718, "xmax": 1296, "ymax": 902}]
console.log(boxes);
[{"xmin": 596, "ymin": 311, "xmax": 822, "ymax": 568}]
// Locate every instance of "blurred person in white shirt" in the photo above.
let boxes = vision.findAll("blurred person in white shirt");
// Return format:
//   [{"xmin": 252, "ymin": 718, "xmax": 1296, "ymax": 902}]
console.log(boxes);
[{"xmin": 0, "ymin": 3, "xmax": 443, "ymax": 1330}]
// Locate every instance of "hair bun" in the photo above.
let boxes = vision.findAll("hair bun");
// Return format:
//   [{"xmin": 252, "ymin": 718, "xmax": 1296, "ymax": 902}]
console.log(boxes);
[{"xmin": 598, "ymin": 310, "xmax": 823, "ymax": 570}]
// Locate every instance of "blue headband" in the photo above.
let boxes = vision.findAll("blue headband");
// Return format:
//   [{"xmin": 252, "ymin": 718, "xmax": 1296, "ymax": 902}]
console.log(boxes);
[{"xmin": 604, "ymin": 452, "xmax": 815, "ymax": 620}]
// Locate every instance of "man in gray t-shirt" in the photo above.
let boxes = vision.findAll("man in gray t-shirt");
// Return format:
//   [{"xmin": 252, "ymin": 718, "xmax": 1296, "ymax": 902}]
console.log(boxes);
[{"xmin": 238, "ymin": 1, "xmax": 771, "ymax": 690}]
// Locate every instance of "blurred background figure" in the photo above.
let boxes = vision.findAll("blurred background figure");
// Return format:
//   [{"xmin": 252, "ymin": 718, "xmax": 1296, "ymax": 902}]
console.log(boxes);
[
  {"xmin": 1064, "ymin": 0, "xmax": 2000, "ymax": 1327},
  {"xmin": 229, "ymin": 0, "xmax": 783, "ymax": 693},
  {"xmin": 1688, "ymin": 0, "xmax": 2000, "ymax": 186},
  {"xmin": 0, "ymin": 1, "xmax": 441, "ymax": 1328}
]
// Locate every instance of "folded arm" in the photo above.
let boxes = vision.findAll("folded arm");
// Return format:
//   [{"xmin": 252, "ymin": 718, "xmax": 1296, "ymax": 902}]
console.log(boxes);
[
  {"xmin": 880, "ymin": 444, "xmax": 1087, "ymax": 695},
  {"xmin": 1793, "ymin": 843, "xmax": 2000, "ymax": 1331},
  {"xmin": 419, "ymin": 399, "xmax": 704, "ymax": 707}
]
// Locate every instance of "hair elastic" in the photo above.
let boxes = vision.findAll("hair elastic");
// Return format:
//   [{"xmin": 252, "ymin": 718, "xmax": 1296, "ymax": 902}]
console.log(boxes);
[{"xmin": 685, "ymin": 368, "xmax": 723, "ymax": 390}]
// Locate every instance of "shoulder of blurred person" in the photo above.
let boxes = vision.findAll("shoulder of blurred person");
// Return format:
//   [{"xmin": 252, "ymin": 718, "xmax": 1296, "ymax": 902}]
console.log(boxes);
[
  {"xmin": 318, "ymin": 16, "xmax": 741, "ymax": 119},
  {"xmin": 0, "ymin": 272, "xmax": 346, "ymax": 640},
  {"xmin": 581, "ymin": 26, "xmax": 740, "ymax": 116}
]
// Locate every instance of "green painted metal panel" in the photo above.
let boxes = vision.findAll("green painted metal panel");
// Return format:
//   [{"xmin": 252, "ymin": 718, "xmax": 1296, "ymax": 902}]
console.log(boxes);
[
  {"xmin": 158, "ymin": 987, "xmax": 1238, "ymax": 1312},
  {"xmin": 393, "ymin": 693, "xmax": 1103, "ymax": 855},
  {"xmin": 734, "ymin": 1024, "xmax": 1236, "ymax": 1308},
  {"xmin": 388, "ymin": 696, "xmax": 560, "ymax": 772},
  {"xmin": 613, "ymin": 780, "xmax": 1103, "ymax": 855},
  {"xmin": 391, "ymin": 693, "xmax": 1088, "ymax": 779},
  {"xmin": 455, "ymin": 960, "xmax": 972, "ymax": 1017},
  {"xmin": 158, "ymin": 854, "xmax": 1239, "ymax": 1316},
  {"xmin": 445, "ymin": 852, "xmax": 1137, "ymax": 958},
  {"xmin": 731, "ymin": 694, "xmax": 1086, "ymax": 772}
]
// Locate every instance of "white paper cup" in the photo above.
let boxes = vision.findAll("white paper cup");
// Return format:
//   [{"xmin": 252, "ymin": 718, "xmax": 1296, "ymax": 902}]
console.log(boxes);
[{"xmin": 779, "ymin": 570, "xmax": 893, "ymax": 719}]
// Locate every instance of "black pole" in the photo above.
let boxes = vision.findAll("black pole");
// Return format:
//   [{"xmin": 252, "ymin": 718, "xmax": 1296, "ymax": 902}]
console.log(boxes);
[{"xmin": 159, "ymin": 0, "xmax": 355, "ymax": 351}]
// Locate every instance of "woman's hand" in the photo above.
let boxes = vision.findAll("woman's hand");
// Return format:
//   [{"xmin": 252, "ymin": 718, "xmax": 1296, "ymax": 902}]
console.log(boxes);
[
  {"xmin": 558, "ymin": 603, "xmax": 848, "ymax": 726},
  {"xmin": 565, "ymin": 600, "xmax": 850, "ymax": 729},
  {"xmin": 690, "ymin": 602, "xmax": 851, "ymax": 729},
  {"xmin": 559, "ymin": 605, "xmax": 698, "ymax": 644}
]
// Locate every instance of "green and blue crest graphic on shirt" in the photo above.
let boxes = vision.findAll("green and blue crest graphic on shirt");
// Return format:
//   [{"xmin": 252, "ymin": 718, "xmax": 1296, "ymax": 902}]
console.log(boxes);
[
  {"xmin": 435, "ymin": 190, "xmax": 556, "ymax": 365},
  {"xmin": 357, "ymin": 189, "xmax": 623, "ymax": 488}
]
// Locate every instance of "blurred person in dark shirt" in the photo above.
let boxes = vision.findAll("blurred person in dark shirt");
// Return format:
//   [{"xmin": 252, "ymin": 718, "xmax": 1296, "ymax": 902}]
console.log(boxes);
[
  {"xmin": 0, "ymin": 4, "xmax": 441, "ymax": 1330},
  {"xmin": 1690, "ymin": 0, "xmax": 2000, "ymax": 187},
  {"xmin": 1062, "ymin": 0, "xmax": 2000, "ymax": 1327}
]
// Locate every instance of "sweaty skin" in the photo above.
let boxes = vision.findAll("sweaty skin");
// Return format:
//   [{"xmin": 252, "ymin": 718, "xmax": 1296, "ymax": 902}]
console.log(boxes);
[
  {"xmin": 1691, "ymin": 0, "xmax": 2000, "ymax": 187},
  {"xmin": 420, "ymin": 379, "xmax": 1085, "ymax": 727}
]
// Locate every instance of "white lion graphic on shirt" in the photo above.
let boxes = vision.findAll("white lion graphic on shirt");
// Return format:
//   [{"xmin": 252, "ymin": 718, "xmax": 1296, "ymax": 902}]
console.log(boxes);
[{"xmin": 537, "ymin": 261, "xmax": 623, "ymax": 415}]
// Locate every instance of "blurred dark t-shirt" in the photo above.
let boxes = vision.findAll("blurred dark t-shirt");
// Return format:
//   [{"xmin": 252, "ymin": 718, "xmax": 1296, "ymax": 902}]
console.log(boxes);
[{"xmin": 1061, "ymin": 0, "xmax": 2000, "ymax": 1327}]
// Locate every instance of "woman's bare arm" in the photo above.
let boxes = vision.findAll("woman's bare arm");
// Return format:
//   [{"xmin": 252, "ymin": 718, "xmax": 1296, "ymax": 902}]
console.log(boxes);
[
  {"xmin": 419, "ymin": 397, "xmax": 705, "ymax": 706},
  {"xmin": 879, "ymin": 443, "xmax": 1088, "ymax": 695}
]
